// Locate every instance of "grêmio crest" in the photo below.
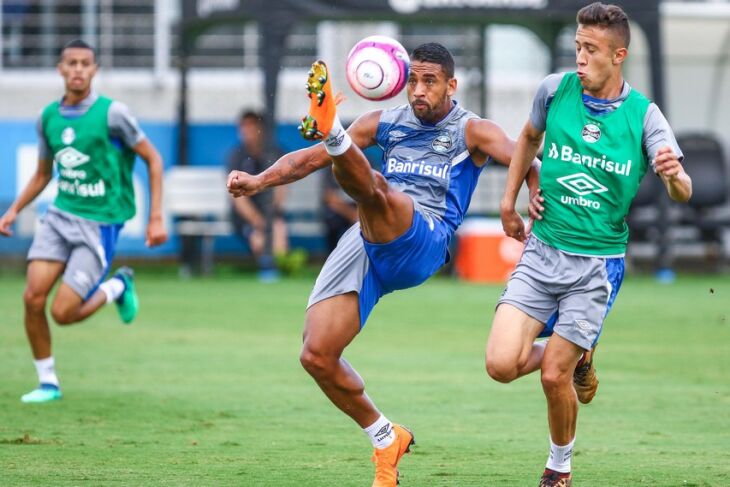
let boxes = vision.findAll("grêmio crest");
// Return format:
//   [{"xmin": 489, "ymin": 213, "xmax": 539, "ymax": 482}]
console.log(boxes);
[{"xmin": 581, "ymin": 123, "xmax": 601, "ymax": 143}]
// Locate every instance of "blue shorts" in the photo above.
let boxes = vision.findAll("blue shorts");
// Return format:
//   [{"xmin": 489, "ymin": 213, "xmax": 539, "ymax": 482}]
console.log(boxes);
[{"xmin": 307, "ymin": 207, "xmax": 450, "ymax": 327}]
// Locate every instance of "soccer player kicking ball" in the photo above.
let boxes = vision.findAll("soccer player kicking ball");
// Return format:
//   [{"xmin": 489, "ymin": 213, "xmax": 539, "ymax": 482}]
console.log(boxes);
[
  {"xmin": 0, "ymin": 40, "xmax": 167, "ymax": 403},
  {"xmin": 485, "ymin": 3, "xmax": 692, "ymax": 486},
  {"xmin": 228, "ymin": 43, "xmax": 538, "ymax": 486}
]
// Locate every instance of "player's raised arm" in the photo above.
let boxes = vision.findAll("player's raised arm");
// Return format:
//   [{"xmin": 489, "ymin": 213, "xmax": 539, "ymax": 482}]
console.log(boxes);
[
  {"xmin": 227, "ymin": 110, "xmax": 380, "ymax": 198},
  {"xmin": 500, "ymin": 120, "xmax": 544, "ymax": 242}
]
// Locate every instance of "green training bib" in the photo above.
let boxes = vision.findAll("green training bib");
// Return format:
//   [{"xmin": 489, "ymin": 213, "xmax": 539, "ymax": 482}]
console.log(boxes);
[{"xmin": 533, "ymin": 72, "xmax": 650, "ymax": 256}]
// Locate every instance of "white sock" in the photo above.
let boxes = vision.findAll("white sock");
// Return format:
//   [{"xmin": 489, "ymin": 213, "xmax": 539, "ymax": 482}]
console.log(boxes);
[
  {"xmin": 34, "ymin": 356, "xmax": 59, "ymax": 387},
  {"xmin": 323, "ymin": 115, "xmax": 352, "ymax": 157},
  {"xmin": 363, "ymin": 415, "xmax": 396, "ymax": 449},
  {"xmin": 546, "ymin": 436, "xmax": 574, "ymax": 473},
  {"xmin": 99, "ymin": 277, "xmax": 126, "ymax": 304}
]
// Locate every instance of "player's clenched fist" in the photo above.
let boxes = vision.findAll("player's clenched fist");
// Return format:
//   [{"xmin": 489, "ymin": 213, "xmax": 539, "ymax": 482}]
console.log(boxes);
[
  {"xmin": 0, "ymin": 209, "xmax": 17, "ymax": 237},
  {"xmin": 227, "ymin": 170, "xmax": 262, "ymax": 198},
  {"xmin": 654, "ymin": 146, "xmax": 683, "ymax": 179}
]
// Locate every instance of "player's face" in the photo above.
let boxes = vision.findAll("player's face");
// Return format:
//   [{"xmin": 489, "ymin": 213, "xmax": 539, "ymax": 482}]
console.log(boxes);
[
  {"xmin": 407, "ymin": 61, "xmax": 456, "ymax": 123},
  {"xmin": 58, "ymin": 48, "xmax": 97, "ymax": 95},
  {"xmin": 575, "ymin": 25, "xmax": 625, "ymax": 95},
  {"xmin": 240, "ymin": 119, "xmax": 264, "ymax": 153}
]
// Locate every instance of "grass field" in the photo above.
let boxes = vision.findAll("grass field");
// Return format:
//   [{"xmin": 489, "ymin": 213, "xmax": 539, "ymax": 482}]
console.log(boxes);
[{"xmin": 1, "ymin": 269, "xmax": 729, "ymax": 486}]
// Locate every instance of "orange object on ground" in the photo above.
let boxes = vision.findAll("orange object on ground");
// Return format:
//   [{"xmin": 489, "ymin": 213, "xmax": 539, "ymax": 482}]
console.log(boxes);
[{"xmin": 454, "ymin": 218, "xmax": 524, "ymax": 283}]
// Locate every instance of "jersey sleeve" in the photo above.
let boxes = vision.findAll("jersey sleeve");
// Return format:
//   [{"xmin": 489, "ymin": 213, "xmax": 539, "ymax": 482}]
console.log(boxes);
[
  {"xmin": 36, "ymin": 114, "xmax": 52, "ymax": 161},
  {"xmin": 642, "ymin": 103, "xmax": 684, "ymax": 171},
  {"xmin": 108, "ymin": 101, "xmax": 146, "ymax": 149},
  {"xmin": 529, "ymin": 73, "xmax": 565, "ymax": 132}
]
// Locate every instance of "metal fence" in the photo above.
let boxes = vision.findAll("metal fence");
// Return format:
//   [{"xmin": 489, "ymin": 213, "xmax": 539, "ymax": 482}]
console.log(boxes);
[{"xmin": 0, "ymin": 0, "xmax": 486, "ymax": 71}]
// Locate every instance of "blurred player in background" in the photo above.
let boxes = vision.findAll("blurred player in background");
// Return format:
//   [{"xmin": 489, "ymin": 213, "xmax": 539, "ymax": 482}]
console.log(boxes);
[
  {"xmin": 0, "ymin": 39, "xmax": 167, "ymax": 404},
  {"xmin": 227, "ymin": 109, "xmax": 289, "ymax": 281},
  {"xmin": 228, "ymin": 43, "xmax": 539, "ymax": 487},
  {"xmin": 485, "ymin": 4, "xmax": 692, "ymax": 485}
]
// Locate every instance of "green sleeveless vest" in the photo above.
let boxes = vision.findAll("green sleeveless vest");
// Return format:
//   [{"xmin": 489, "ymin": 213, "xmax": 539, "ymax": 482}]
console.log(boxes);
[
  {"xmin": 41, "ymin": 96, "xmax": 137, "ymax": 223},
  {"xmin": 532, "ymin": 73, "xmax": 650, "ymax": 256}
]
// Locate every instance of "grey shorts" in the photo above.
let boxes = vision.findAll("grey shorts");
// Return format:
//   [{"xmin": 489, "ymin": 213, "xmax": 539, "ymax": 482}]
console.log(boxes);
[
  {"xmin": 27, "ymin": 206, "xmax": 123, "ymax": 299},
  {"xmin": 498, "ymin": 236, "xmax": 625, "ymax": 350}
]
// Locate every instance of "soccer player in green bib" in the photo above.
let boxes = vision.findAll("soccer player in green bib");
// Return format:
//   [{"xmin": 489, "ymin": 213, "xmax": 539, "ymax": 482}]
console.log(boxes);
[
  {"xmin": 484, "ymin": 3, "xmax": 692, "ymax": 486},
  {"xmin": 0, "ymin": 40, "xmax": 167, "ymax": 404}
]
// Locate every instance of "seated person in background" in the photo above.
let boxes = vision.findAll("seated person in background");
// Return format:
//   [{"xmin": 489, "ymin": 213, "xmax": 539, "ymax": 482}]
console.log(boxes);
[
  {"xmin": 227, "ymin": 110, "xmax": 288, "ymax": 277},
  {"xmin": 321, "ymin": 166, "xmax": 358, "ymax": 252}
]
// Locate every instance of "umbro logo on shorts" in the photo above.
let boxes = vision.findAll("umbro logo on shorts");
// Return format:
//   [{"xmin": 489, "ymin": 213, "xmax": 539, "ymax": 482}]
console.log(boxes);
[{"xmin": 575, "ymin": 319, "xmax": 592, "ymax": 330}]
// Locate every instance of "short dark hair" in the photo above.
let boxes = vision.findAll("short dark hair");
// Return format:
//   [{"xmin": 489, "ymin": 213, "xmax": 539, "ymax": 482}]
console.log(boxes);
[
  {"xmin": 410, "ymin": 43, "xmax": 455, "ymax": 78},
  {"xmin": 60, "ymin": 39, "xmax": 96, "ymax": 60},
  {"xmin": 239, "ymin": 110, "xmax": 265, "ymax": 126},
  {"xmin": 577, "ymin": 2, "xmax": 631, "ymax": 48}
]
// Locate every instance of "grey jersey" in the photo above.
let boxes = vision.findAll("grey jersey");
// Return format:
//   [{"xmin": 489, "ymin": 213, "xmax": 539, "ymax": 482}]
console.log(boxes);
[
  {"xmin": 37, "ymin": 91, "xmax": 145, "ymax": 160},
  {"xmin": 529, "ymin": 73, "xmax": 683, "ymax": 168},
  {"xmin": 375, "ymin": 102, "xmax": 484, "ymax": 232}
]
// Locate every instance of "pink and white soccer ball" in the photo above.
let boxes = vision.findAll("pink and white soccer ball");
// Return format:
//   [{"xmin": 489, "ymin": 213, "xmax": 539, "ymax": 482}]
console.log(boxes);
[{"xmin": 346, "ymin": 36, "xmax": 410, "ymax": 101}]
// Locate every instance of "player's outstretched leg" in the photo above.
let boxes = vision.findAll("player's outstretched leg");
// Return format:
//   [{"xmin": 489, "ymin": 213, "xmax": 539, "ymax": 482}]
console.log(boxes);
[
  {"xmin": 298, "ymin": 60, "xmax": 413, "ymax": 244},
  {"xmin": 302, "ymin": 294, "xmax": 415, "ymax": 487},
  {"xmin": 573, "ymin": 346, "xmax": 598, "ymax": 404}
]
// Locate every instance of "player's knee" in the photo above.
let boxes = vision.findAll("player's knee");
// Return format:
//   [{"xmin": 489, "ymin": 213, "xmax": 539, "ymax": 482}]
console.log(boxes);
[
  {"xmin": 23, "ymin": 288, "xmax": 48, "ymax": 314},
  {"xmin": 486, "ymin": 356, "xmax": 518, "ymax": 383},
  {"xmin": 50, "ymin": 302, "xmax": 77, "ymax": 325},
  {"xmin": 299, "ymin": 346, "xmax": 334, "ymax": 379},
  {"xmin": 540, "ymin": 367, "xmax": 571, "ymax": 393}
]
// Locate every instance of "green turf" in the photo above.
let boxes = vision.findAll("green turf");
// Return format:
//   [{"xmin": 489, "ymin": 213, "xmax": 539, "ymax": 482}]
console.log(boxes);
[{"xmin": 1, "ymin": 270, "xmax": 728, "ymax": 486}]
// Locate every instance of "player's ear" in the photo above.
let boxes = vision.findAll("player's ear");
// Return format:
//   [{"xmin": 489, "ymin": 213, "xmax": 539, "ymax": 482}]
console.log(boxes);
[
  {"xmin": 447, "ymin": 77, "xmax": 457, "ymax": 96},
  {"xmin": 613, "ymin": 47, "xmax": 628, "ymax": 65}
]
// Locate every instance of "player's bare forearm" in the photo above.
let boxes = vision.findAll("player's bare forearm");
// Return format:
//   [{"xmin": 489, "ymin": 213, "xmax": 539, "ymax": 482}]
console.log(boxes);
[
  {"xmin": 501, "ymin": 122, "xmax": 543, "ymax": 213},
  {"xmin": 258, "ymin": 145, "xmax": 332, "ymax": 190},
  {"xmin": 0, "ymin": 162, "xmax": 52, "ymax": 236},
  {"xmin": 11, "ymin": 162, "xmax": 53, "ymax": 214},
  {"xmin": 134, "ymin": 139, "xmax": 168, "ymax": 246},
  {"xmin": 135, "ymin": 139, "xmax": 164, "ymax": 220},
  {"xmin": 663, "ymin": 171, "xmax": 692, "ymax": 203}
]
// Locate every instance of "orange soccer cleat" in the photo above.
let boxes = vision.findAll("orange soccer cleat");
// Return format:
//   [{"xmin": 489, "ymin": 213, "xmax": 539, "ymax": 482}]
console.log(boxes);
[
  {"xmin": 299, "ymin": 60, "xmax": 344, "ymax": 141},
  {"xmin": 371, "ymin": 424, "xmax": 415, "ymax": 487},
  {"xmin": 573, "ymin": 346, "xmax": 599, "ymax": 404}
]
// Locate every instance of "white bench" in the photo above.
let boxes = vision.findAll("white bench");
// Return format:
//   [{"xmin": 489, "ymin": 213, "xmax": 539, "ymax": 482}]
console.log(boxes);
[
  {"xmin": 164, "ymin": 166, "xmax": 233, "ymax": 274},
  {"xmin": 164, "ymin": 165, "xmax": 327, "ymax": 274}
]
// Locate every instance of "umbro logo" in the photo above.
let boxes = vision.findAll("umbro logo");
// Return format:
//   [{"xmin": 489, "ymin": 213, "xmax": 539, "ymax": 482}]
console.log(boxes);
[
  {"xmin": 374, "ymin": 424, "xmax": 392, "ymax": 440},
  {"xmin": 575, "ymin": 319, "xmax": 592, "ymax": 331},
  {"xmin": 55, "ymin": 147, "xmax": 90, "ymax": 168},
  {"xmin": 389, "ymin": 130, "xmax": 407, "ymax": 141},
  {"xmin": 556, "ymin": 173, "xmax": 607, "ymax": 196},
  {"xmin": 328, "ymin": 130, "xmax": 345, "ymax": 147}
]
